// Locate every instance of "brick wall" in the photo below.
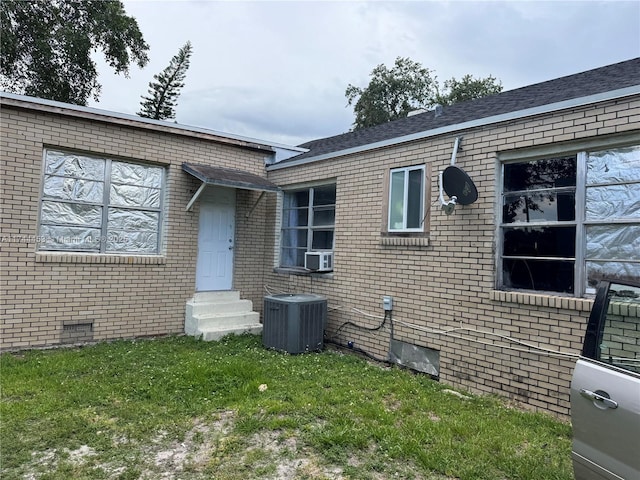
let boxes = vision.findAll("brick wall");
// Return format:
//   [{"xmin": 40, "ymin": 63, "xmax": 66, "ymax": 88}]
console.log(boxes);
[
  {"xmin": 601, "ymin": 299, "xmax": 640, "ymax": 370},
  {"xmin": 264, "ymin": 96, "xmax": 640, "ymax": 417},
  {"xmin": 1, "ymin": 104, "xmax": 270, "ymax": 350}
]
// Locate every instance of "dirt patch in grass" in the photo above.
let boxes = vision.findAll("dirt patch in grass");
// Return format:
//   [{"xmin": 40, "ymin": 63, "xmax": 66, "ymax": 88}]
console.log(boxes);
[
  {"xmin": 25, "ymin": 445, "xmax": 98, "ymax": 480},
  {"xmin": 23, "ymin": 411, "xmax": 451, "ymax": 479},
  {"xmin": 137, "ymin": 411, "xmax": 237, "ymax": 479},
  {"xmin": 204, "ymin": 419, "xmax": 447, "ymax": 480}
]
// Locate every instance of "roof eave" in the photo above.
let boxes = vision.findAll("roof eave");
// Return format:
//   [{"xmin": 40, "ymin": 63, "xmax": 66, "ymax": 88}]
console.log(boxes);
[
  {"xmin": 267, "ymin": 85, "xmax": 640, "ymax": 171},
  {"xmin": 0, "ymin": 91, "xmax": 282, "ymax": 154}
]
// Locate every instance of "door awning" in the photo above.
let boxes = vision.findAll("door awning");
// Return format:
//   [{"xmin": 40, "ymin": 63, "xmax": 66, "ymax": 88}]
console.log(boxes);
[{"xmin": 183, "ymin": 162, "xmax": 280, "ymax": 211}]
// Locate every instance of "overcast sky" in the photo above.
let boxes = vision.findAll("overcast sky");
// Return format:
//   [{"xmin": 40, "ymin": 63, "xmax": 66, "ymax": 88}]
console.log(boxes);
[{"xmin": 89, "ymin": 0, "xmax": 640, "ymax": 147}]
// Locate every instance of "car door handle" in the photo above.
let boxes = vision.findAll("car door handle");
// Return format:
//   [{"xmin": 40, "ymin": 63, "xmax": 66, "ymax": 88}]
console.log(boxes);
[{"xmin": 579, "ymin": 389, "xmax": 618, "ymax": 409}]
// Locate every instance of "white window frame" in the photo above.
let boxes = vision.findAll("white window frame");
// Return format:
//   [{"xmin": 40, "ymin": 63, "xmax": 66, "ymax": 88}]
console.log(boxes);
[{"xmin": 388, "ymin": 165, "xmax": 425, "ymax": 233}]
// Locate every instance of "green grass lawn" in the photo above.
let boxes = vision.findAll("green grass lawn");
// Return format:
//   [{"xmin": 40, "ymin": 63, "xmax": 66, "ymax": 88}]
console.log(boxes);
[{"xmin": 1, "ymin": 334, "xmax": 573, "ymax": 479}]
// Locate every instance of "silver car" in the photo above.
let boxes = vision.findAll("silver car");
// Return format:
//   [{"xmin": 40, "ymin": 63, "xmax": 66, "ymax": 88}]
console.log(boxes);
[{"xmin": 571, "ymin": 279, "xmax": 640, "ymax": 479}]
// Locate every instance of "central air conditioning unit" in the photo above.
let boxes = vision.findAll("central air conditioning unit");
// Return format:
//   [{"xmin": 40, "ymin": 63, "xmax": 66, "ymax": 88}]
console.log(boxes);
[
  {"xmin": 262, "ymin": 293, "xmax": 327, "ymax": 354},
  {"xmin": 304, "ymin": 251, "xmax": 333, "ymax": 272}
]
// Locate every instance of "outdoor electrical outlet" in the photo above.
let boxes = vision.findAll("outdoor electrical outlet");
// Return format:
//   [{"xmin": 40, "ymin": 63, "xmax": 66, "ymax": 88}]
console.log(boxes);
[{"xmin": 383, "ymin": 295, "xmax": 393, "ymax": 311}]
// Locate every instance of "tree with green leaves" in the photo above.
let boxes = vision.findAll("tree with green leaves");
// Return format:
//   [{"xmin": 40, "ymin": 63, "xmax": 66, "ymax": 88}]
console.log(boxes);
[
  {"xmin": 0, "ymin": 0, "xmax": 149, "ymax": 105},
  {"xmin": 138, "ymin": 42, "xmax": 193, "ymax": 121},
  {"xmin": 436, "ymin": 74, "xmax": 503, "ymax": 106},
  {"xmin": 346, "ymin": 57, "xmax": 502, "ymax": 130},
  {"xmin": 345, "ymin": 57, "xmax": 437, "ymax": 130}
]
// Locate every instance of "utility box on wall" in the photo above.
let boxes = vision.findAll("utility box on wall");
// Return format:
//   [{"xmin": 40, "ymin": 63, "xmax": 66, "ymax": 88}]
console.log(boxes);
[{"xmin": 262, "ymin": 294, "xmax": 327, "ymax": 354}]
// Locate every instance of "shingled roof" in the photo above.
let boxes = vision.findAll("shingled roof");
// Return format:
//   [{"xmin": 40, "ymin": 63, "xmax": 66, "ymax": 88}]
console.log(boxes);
[{"xmin": 281, "ymin": 58, "xmax": 640, "ymax": 165}]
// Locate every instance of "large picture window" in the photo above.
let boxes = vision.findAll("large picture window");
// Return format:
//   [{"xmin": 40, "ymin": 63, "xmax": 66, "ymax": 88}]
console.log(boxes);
[
  {"xmin": 499, "ymin": 145, "xmax": 639, "ymax": 296},
  {"xmin": 388, "ymin": 165, "xmax": 425, "ymax": 232},
  {"xmin": 38, "ymin": 150, "xmax": 164, "ymax": 254},
  {"xmin": 280, "ymin": 184, "xmax": 336, "ymax": 268}
]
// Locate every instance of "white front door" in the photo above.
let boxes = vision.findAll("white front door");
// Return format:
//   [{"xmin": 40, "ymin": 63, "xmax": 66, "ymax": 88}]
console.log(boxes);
[{"xmin": 196, "ymin": 187, "xmax": 235, "ymax": 291}]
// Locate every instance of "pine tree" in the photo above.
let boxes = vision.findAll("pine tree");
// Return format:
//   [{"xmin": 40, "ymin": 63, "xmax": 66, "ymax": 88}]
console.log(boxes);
[{"xmin": 138, "ymin": 41, "xmax": 193, "ymax": 120}]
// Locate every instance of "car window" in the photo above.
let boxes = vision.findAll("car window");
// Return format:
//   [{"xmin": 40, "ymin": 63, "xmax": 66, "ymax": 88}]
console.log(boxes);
[{"xmin": 597, "ymin": 282, "xmax": 640, "ymax": 374}]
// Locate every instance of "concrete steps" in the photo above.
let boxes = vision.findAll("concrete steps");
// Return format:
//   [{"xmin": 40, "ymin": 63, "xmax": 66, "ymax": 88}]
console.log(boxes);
[{"xmin": 185, "ymin": 291, "xmax": 262, "ymax": 341}]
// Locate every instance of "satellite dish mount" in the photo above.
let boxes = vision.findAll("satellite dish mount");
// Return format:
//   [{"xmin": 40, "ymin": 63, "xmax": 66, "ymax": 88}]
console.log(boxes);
[{"xmin": 438, "ymin": 137, "xmax": 478, "ymax": 215}]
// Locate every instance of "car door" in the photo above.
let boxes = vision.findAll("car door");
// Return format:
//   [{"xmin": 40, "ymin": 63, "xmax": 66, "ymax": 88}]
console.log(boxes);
[{"xmin": 571, "ymin": 279, "xmax": 640, "ymax": 480}]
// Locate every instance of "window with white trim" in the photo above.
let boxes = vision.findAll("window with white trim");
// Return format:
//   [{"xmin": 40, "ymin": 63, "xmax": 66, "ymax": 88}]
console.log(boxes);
[
  {"xmin": 388, "ymin": 165, "xmax": 425, "ymax": 232},
  {"xmin": 280, "ymin": 184, "xmax": 336, "ymax": 268},
  {"xmin": 498, "ymin": 145, "xmax": 640, "ymax": 296},
  {"xmin": 38, "ymin": 150, "xmax": 165, "ymax": 254}
]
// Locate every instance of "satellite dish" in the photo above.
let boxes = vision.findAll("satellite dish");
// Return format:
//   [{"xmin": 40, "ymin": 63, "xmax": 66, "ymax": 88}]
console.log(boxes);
[
  {"xmin": 437, "ymin": 137, "xmax": 478, "ymax": 215},
  {"xmin": 442, "ymin": 165, "xmax": 478, "ymax": 205}
]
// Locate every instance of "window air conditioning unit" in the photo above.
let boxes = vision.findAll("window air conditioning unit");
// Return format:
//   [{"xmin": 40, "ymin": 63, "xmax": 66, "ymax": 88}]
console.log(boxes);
[
  {"xmin": 263, "ymin": 293, "xmax": 328, "ymax": 353},
  {"xmin": 304, "ymin": 251, "xmax": 333, "ymax": 272}
]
